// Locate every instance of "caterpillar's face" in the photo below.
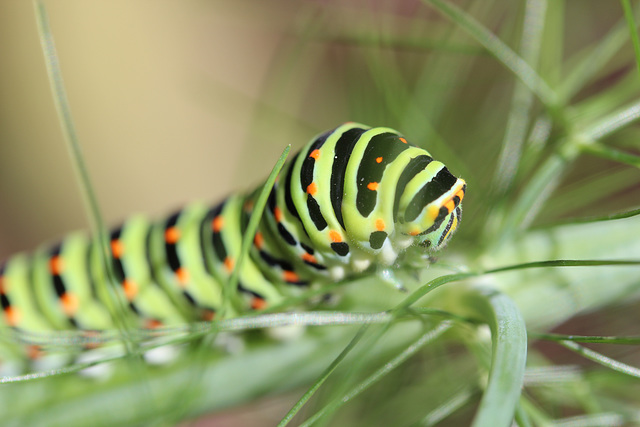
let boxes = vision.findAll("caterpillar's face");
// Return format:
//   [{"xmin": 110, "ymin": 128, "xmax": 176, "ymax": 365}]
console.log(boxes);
[
  {"xmin": 413, "ymin": 205, "xmax": 463, "ymax": 251},
  {"xmin": 394, "ymin": 164, "xmax": 466, "ymax": 253}
]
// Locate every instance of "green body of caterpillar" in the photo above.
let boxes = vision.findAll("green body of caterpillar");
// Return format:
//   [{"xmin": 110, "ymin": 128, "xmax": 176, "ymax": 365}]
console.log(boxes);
[{"xmin": 0, "ymin": 123, "xmax": 466, "ymax": 368}]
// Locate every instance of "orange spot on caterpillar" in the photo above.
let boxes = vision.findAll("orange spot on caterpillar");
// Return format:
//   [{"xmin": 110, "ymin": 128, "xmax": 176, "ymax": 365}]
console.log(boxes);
[
  {"xmin": 399, "ymin": 137, "xmax": 407, "ymax": 144},
  {"xmin": 409, "ymin": 229, "xmax": 420, "ymax": 236},
  {"xmin": 122, "ymin": 279, "xmax": 138, "ymax": 300},
  {"xmin": 224, "ymin": 257, "xmax": 235, "ymax": 273},
  {"xmin": 251, "ymin": 297, "xmax": 267, "ymax": 310},
  {"xmin": 310, "ymin": 149, "xmax": 320, "ymax": 160},
  {"xmin": 456, "ymin": 188, "xmax": 465, "ymax": 202},
  {"xmin": 254, "ymin": 232, "xmax": 264, "ymax": 249},
  {"xmin": 367, "ymin": 182, "xmax": 378, "ymax": 191},
  {"xmin": 329, "ymin": 230, "xmax": 342, "ymax": 243},
  {"xmin": 4, "ymin": 306, "xmax": 20, "ymax": 327},
  {"xmin": 111, "ymin": 239, "xmax": 124, "ymax": 259},
  {"xmin": 283, "ymin": 270, "xmax": 300, "ymax": 283},
  {"xmin": 301, "ymin": 253, "xmax": 317, "ymax": 263},
  {"xmin": 444, "ymin": 198, "xmax": 456, "ymax": 213},
  {"xmin": 376, "ymin": 157, "xmax": 383, "ymax": 163},
  {"xmin": 375, "ymin": 219, "xmax": 385, "ymax": 231},
  {"xmin": 145, "ymin": 319, "xmax": 164, "ymax": 329},
  {"xmin": 60, "ymin": 292, "xmax": 79, "ymax": 316},
  {"xmin": 49, "ymin": 255, "xmax": 64, "ymax": 275},
  {"xmin": 27, "ymin": 345, "xmax": 42, "ymax": 360},
  {"xmin": 201, "ymin": 310, "xmax": 216, "ymax": 321},
  {"xmin": 274, "ymin": 207, "xmax": 283, "ymax": 222},
  {"xmin": 165, "ymin": 227, "xmax": 180, "ymax": 244},
  {"xmin": 212, "ymin": 216, "xmax": 224, "ymax": 233},
  {"xmin": 175, "ymin": 267, "xmax": 190, "ymax": 286},
  {"xmin": 307, "ymin": 182, "xmax": 318, "ymax": 196}
]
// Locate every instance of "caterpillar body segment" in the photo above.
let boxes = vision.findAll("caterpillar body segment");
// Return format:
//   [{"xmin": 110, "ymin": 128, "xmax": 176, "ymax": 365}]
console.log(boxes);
[{"xmin": 0, "ymin": 123, "xmax": 466, "ymax": 371}]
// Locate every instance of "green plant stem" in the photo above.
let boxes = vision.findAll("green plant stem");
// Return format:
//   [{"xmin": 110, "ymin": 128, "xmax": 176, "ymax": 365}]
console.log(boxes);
[
  {"xmin": 299, "ymin": 322, "xmax": 453, "ymax": 427},
  {"xmin": 621, "ymin": 0, "xmax": 640, "ymax": 81},
  {"xmin": 462, "ymin": 287, "xmax": 527, "ymax": 427},
  {"xmin": 560, "ymin": 340, "xmax": 640, "ymax": 378},
  {"xmin": 33, "ymin": 0, "xmax": 134, "ymax": 344}
]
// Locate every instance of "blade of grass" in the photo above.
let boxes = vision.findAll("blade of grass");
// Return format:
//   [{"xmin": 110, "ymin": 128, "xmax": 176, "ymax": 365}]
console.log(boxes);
[
  {"xmin": 322, "ymin": 33, "xmax": 487, "ymax": 54},
  {"xmin": 538, "ymin": 206, "xmax": 640, "ymax": 227},
  {"xmin": 492, "ymin": 0, "xmax": 548, "ymax": 195},
  {"xmin": 167, "ymin": 144, "xmax": 291, "ymax": 423},
  {"xmin": 33, "ymin": 0, "xmax": 135, "ymax": 344},
  {"xmin": 580, "ymin": 142, "xmax": 640, "ymax": 168},
  {"xmin": 277, "ymin": 326, "xmax": 368, "ymax": 427},
  {"xmin": 559, "ymin": 14, "xmax": 633, "ymax": 103},
  {"xmin": 538, "ymin": 0, "xmax": 563, "ymax": 88},
  {"xmin": 15, "ymin": 311, "xmax": 397, "ymax": 348},
  {"xmin": 551, "ymin": 413, "xmax": 627, "ymax": 427},
  {"xmin": 223, "ymin": 144, "xmax": 291, "ymax": 318},
  {"xmin": 560, "ymin": 341, "xmax": 640, "ymax": 378},
  {"xmin": 425, "ymin": 0, "xmax": 559, "ymax": 109},
  {"xmin": 514, "ymin": 401, "xmax": 534, "ymax": 427},
  {"xmin": 486, "ymin": 259, "xmax": 640, "ymax": 274},
  {"xmin": 462, "ymin": 287, "xmax": 527, "ymax": 427},
  {"xmin": 541, "ymin": 168, "xmax": 640, "ymax": 221},
  {"xmin": 310, "ymin": 321, "xmax": 396, "ymax": 427},
  {"xmin": 393, "ymin": 273, "xmax": 475, "ymax": 312},
  {"xmin": 580, "ymin": 99, "xmax": 640, "ymax": 141},
  {"xmin": 621, "ymin": 0, "xmax": 640, "ymax": 80},
  {"xmin": 494, "ymin": 153, "xmax": 568, "ymax": 245},
  {"xmin": 32, "ymin": 4, "xmax": 158, "ymax": 409},
  {"xmin": 417, "ymin": 386, "xmax": 476, "ymax": 426},
  {"xmin": 532, "ymin": 333, "xmax": 640, "ymax": 345},
  {"xmin": 298, "ymin": 322, "xmax": 453, "ymax": 427},
  {"xmin": 401, "ymin": 0, "xmax": 494, "ymax": 181}
]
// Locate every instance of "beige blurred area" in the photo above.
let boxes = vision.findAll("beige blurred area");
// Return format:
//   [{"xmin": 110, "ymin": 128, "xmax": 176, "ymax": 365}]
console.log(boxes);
[{"xmin": 0, "ymin": 1, "xmax": 332, "ymax": 258}]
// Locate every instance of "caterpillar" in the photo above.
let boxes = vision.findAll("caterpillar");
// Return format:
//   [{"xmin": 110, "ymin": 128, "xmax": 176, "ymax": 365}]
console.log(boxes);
[{"xmin": 0, "ymin": 122, "xmax": 466, "ymax": 371}]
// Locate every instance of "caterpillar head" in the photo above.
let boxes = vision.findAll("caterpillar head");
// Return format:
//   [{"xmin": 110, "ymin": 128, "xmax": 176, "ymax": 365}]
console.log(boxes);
[{"xmin": 395, "ymin": 169, "xmax": 466, "ymax": 252}]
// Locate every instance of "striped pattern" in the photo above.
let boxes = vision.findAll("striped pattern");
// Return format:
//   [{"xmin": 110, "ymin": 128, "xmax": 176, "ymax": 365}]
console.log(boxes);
[{"xmin": 0, "ymin": 123, "xmax": 465, "ymax": 369}]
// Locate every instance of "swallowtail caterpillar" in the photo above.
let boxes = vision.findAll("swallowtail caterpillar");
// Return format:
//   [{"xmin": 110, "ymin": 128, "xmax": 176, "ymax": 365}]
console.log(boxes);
[{"xmin": 0, "ymin": 122, "xmax": 466, "ymax": 372}]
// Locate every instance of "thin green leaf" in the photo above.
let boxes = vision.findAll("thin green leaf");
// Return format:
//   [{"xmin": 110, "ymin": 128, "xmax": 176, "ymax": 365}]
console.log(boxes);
[
  {"xmin": 551, "ymin": 413, "xmax": 627, "ymax": 427},
  {"xmin": 495, "ymin": 153, "xmax": 568, "ymax": 244},
  {"xmin": 621, "ymin": 0, "xmax": 640, "ymax": 81},
  {"xmin": 462, "ymin": 288, "xmax": 527, "ymax": 427},
  {"xmin": 538, "ymin": 206, "xmax": 640, "ymax": 227},
  {"xmin": 533, "ymin": 333, "xmax": 640, "ymax": 345},
  {"xmin": 492, "ymin": 0, "xmax": 548, "ymax": 195},
  {"xmin": 514, "ymin": 401, "xmax": 534, "ymax": 427},
  {"xmin": 540, "ymin": 168, "xmax": 640, "ymax": 221},
  {"xmin": 561, "ymin": 340, "xmax": 640, "ymax": 379},
  {"xmin": 581, "ymin": 99, "xmax": 640, "ymax": 141},
  {"xmin": 580, "ymin": 141, "xmax": 640, "ymax": 168},
  {"xmin": 277, "ymin": 326, "xmax": 368, "ymax": 427},
  {"xmin": 299, "ymin": 322, "xmax": 453, "ymax": 427},
  {"xmin": 34, "ymin": 0, "xmax": 135, "ymax": 343},
  {"xmin": 559, "ymin": 15, "xmax": 632, "ymax": 103},
  {"xmin": 312, "ymin": 30, "xmax": 489, "ymax": 55},
  {"xmin": 169, "ymin": 144, "xmax": 291, "ymax": 424},
  {"xmin": 486, "ymin": 259, "xmax": 640, "ymax": 274},
  {"xmin": 417, "ymin": 386, "xmax": 476, "ymax": 426},
  {"xmin": 425, "ymin": 0, "xmax": 559, "ymax": 108},
  {"xmin": 224, "ymin": 144, "xmax": 291, "ymax": 317},
  {"xmin": 394, "ymin": 273, "xmax": 475, "ymax": 312}
]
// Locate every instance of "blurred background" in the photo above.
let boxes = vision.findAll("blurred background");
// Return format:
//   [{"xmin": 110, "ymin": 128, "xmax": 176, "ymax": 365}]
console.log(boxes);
[{"xmin": 0, "ymin": 1, "xmax": 336, "ymax": 258}]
